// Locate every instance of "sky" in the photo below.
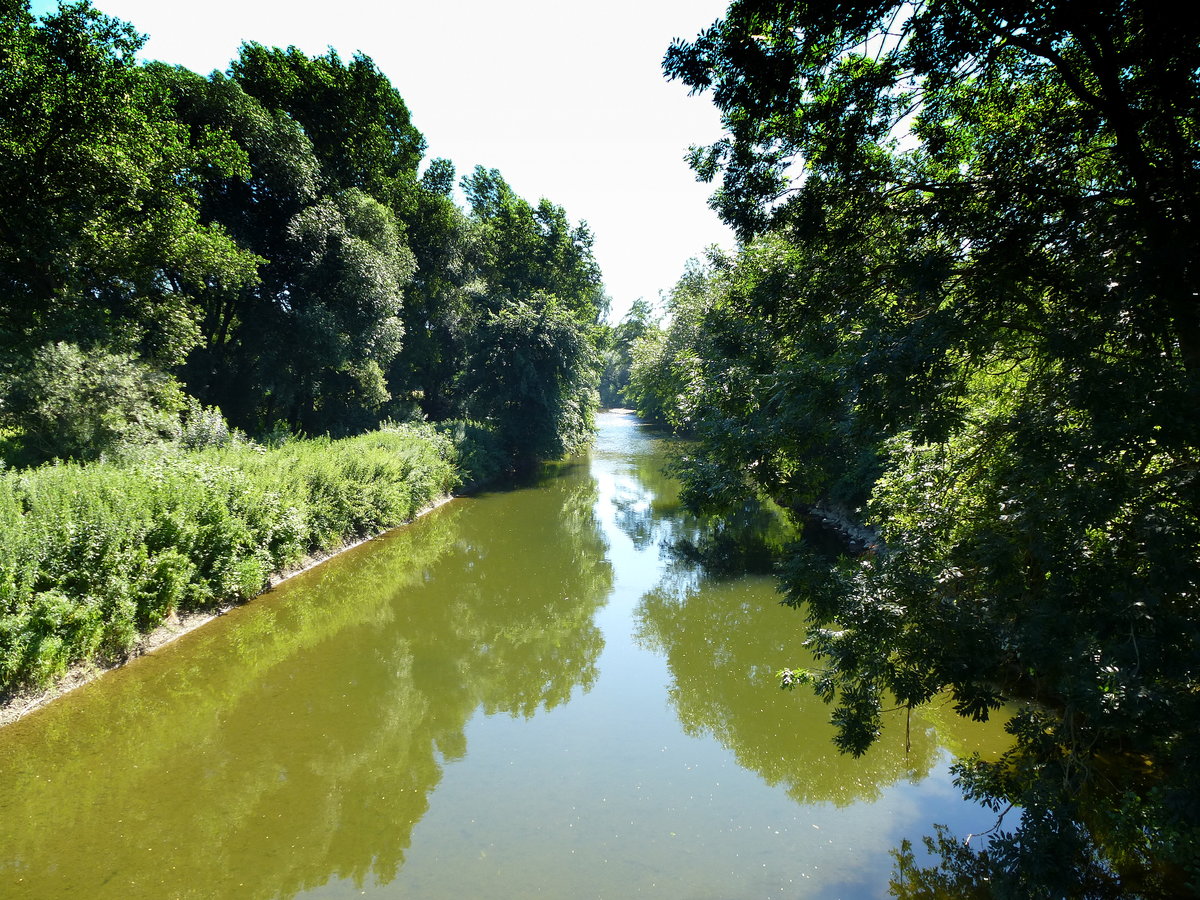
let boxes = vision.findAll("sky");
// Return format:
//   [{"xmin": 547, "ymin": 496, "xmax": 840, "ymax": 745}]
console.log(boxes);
[{"xmin": 29, "ymin": 0, "xmax": 736, "ymax": 323}]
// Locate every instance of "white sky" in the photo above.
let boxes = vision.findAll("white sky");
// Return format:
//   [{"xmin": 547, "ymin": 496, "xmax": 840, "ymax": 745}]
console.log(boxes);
[{"xmin": 29, "ymin": 0, "xmax": 735, "ymax": 322}]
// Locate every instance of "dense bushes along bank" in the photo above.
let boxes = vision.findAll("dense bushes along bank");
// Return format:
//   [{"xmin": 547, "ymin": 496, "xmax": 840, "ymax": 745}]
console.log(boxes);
[{"xmin": 0, "ymin": 422, "xmax": 507, "ymax": 699}]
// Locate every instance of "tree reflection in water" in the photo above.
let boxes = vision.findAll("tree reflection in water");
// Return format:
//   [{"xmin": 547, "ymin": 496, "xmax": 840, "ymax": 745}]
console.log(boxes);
[
  {"xmin": 0, "ymin": 414, "xmax": 1011, "ymax": 900},
  {"xmin": 636, "ymin": 575, "xmax": 950, "ymax": 807},
  {"xmin": 0, "ymin": 469, "xmax": 612, "ymax": 900},
  {"xmin": 609, "ymin": 421, "xmax": 1009, "ymax": 809}
]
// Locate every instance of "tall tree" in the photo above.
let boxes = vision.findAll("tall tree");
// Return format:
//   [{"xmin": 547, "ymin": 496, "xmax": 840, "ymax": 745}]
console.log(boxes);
[
  {"xmin": 456, "ymin": 166, "xmax": 607, "ymax": 466},
  {"xmin": 229, "ymin": 43, "xmax": 425, "ymax": 200},
  {"xmin": 462, "ymin": 166, "xmax": 608, "ymax": 325},
  {"xmin": 162, "ymin": 57, "xmax": 414, "ymax": 434},
  {"xmin": 599, "ymin": 298, "xmax": 656, "ymax": 408},
  {"xmin": 662, "ymin": 1, "xmax": 1200, "ymax": 895},
  {"xmin": 158, "ymin": 65, "xmax": 315, "ymax": 426},
  {"xmin": 385, "ymin": 158, "xmax": 481, "ymax": 421},
  {"xmin": 0, "ymin": 0, "xmax": 258, "ymax": 368}
]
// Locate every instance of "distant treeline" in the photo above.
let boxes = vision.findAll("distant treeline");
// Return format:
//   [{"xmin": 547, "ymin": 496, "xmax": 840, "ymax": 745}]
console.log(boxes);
[{"xmin": 1, "ymin": 0, "xmax": 608, "ymax": 469}]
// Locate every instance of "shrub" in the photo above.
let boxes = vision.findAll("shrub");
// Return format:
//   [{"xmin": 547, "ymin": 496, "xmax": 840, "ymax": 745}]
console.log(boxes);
[
  {"xmin": 436, "ymin": 419, "xmax": 510, "ymax": 486},
  {"xmin": 178, "ymin": 400, "xmax": 244, "ymax": 451},
  {"xmin": 0, "ymin": 342, "xmax": 185, "ymax": 465},
  {"xmin": 0, "ymin": 420, "xmax": 475, "ymax": 696}
]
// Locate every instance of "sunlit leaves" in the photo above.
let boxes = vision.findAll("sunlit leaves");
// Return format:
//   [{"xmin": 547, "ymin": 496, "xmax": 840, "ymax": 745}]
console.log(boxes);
[
  {"xmin": 230, "ymin": 42, "xmax": 425, "ymax": 198},
  {"xmin": 0, "ymin": 341, "xmax": 186, "ymax": 464},
  {"xmin": 462, "ymin": 165, "xmax": 608, "ymax": 326},
  {"xmin": 659, "ymin": 0, "xmax": 1200, "ymax": 893},
  {"xmin": 0, "ymin": 2, "xmax": 258, "ymax": 365}
]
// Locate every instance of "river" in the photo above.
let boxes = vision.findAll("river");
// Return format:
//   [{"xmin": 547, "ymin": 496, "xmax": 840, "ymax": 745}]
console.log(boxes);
[{"xmin": 0, "ymin": 410, "xmax": 1010, "ymax": 898}]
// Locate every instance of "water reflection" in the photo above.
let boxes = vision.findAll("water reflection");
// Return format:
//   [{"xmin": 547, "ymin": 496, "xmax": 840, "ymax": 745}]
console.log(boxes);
[
  {"xmin": 0, "ymin": 413, "xmax": 1011, "ymax": 900},
  {"xmin": 606, "ymin": 424, "xmax": 1010, "ymax": 813},
  {"xmin": 0, "ymin": 471, "xmax": 611, "ymax": 899},
  {"xmin": 635, "ymin": 576, "xmax": 1007, "ymax": 808},
  {"xmin": 608, "ymin": 445, "xmax": 685, "ymax": 553},
  {"xmin": 606, "ymin": 430, "xmax": 796, "ymax": 576}
]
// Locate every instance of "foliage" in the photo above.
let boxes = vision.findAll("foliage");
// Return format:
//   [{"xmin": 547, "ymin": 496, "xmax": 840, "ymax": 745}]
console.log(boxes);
[
  {"xmin": 178, "ymin": 398, "xmax": 246, "ymax": 451},
  {"xmin": 0, "ymin": 422, "xmax": 466, "ymax": 695},
  {"xmin": 457, "ymin": 165, "xmax": 608, "ymax": 467},
  {"xmin": 625, "ymin": 259, "xmax": 711, "ymax": 430},
  {"xmin": 0, "ymin": 0, "xmax": 260, "ymax": 366},
  {"xmin": 159, "ymin": 61, "xmax": 414, "ymax": 434},
  {"xmin": 462, "ymin": 165, "xmax": 609, "ymax": 325},
  {"xmin": 598, "ymin": 298, "xmax": 657, "ymax": 407},
  {"xmin": 387, "ymin": 157, "xmax": 480, "ymax": 420},
  {"xmin": 0, "ymin": 341, "xmax": 186, "ymax": 465},
  {"xmin": 661, "ymin": 0, "xmax": 1200, "ymax": 895},
  {"xmin": 434, "ymin": 419, "xmax": 509, "ymax": 487},
  {"xmin": 3, "ymin": 1, "xmax": 606, "ymax": 463},
  {"xmin": 461, "ymin": 297, "xmax": 599, "ymax": 469},
  {"xmin": 229, "ymin": 42, "xmax": 425, "ymax": 199}
]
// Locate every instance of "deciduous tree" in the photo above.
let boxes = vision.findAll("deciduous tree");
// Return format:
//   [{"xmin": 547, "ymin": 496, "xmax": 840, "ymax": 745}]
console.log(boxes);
[{"xmin": 661, "ymin": 1, "xmax": 1200, "ymax": 894}]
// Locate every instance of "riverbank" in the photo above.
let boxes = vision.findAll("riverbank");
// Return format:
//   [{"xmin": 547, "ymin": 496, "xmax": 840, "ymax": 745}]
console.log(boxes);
[
  {"xmin": 0, "ymin": 421, "xmax": 512, "ymax": 726},
  {"xmin": 0, "ymin": 491, "xmax": 459, "ymax": 727}
]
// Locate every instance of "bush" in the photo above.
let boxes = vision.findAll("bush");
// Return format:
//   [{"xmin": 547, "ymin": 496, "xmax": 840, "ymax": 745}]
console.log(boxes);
[
  {"xmin": 0, "ymin": 342, "xmax": 185, "ymax": 465},
  {"xmin": 178, "ymin": 400, "xmax": 244, "ymax": 451},
  {"xmin": 0, "ymin": 420, "xmax": 474, "ymax": 696},
  {"xmin": 435, "ymin": 419, "xmax": 510, "ymax": 486}
]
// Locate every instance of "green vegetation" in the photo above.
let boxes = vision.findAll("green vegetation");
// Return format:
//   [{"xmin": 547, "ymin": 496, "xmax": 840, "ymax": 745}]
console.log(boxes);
[
  {"xmin": 0, "ymin": 423, "xmax": 463, "ymax": 694},
  {"xmin": 11, "ymin": 0, "xmax": 1198, "ymax": 893},
  {"xmin": 1, "ymin": 0, "xmax": 607, "ymax": 467},
  {"xmin": 599, "ymin": 298, "xmax": 657, "ymax": 408},
  {"xmin": 637, "ymin": 1, "xmax": 1200, "ymax": 897},
  {"xmin": 0, "ymin": 1, "xmax": 608, "ymax": 699},
  {"xmin": 2, "ymin": 342, "xmax": 187, "ymax": 466}
]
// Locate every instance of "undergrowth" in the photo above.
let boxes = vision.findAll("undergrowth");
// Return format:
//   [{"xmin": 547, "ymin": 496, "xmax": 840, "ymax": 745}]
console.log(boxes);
[{"xmin": 0, "ymin": 421, "xmax": 489, "ymax": 696}]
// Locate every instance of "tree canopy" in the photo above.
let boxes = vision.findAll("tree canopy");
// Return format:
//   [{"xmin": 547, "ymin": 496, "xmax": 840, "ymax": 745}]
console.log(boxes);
[
  {"xmin": 1, "ymin": 0, "xmax": 608, "ymax": 471},
  {"xmin": 0, "ymin": 0, "xmax": 259, "ymax": 368},
  {"xmin": 636, "ymin": 1, "xmax": 1200, "ymax": 895}
]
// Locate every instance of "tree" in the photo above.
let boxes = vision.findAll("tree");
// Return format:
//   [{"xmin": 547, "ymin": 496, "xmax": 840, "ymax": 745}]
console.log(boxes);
[
  {"xmin": 274, "ymin": 188, "xmax": 412, "ymax": 433},
  {"xmin": 385, "ymin": 158, "xmax": 481, "ymax": 421},
  {"xmin": 663, "ymin": 1, "xmax": 1200, "ymax": 895},
  {"xmin": 0, "ymin": 0, "xmax": 259, "ymax": 369},
  {"xmin": 161, "ymin": 58, "xmax": 414, "ymax": 434},
  {"xmin": 462, "ymin": 166, "xmax": 608, "ymax": 325},
  {"xmin": 460, "ymin": 296, "xmax": 598, "ymax": 469},
  {"xmin": 229, "ymin": 43, "xmax": 425, "ymax": 200},
  {"xmin": 625, "ymin": 258, "xmax": 722, "ymax": 432},
  {"xmin": 0, "ymin": 341, "xmax": 185, "ymax": 464},
  {"xmin": 453, "ymin": 166, "xmax": 607, "ymax": 465},
  {"xmin": 156, "ymin": 65, "xmax": 312, "ymax": 427},
  {"xmin": 599, "ymin": 298, "xmax": 656, "ymax": 407}
]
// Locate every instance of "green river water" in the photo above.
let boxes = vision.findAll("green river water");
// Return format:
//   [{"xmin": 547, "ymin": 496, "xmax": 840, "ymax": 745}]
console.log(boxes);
[{"xmin": 0, "ymin": 410, "xmax": 1010, "ymax": 898}]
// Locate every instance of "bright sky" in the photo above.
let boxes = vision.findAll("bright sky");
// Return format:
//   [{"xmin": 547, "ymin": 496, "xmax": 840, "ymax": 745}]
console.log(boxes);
[{"xmin": 29, "ymin": 0, "xmax": 735, "ymax": 323}]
